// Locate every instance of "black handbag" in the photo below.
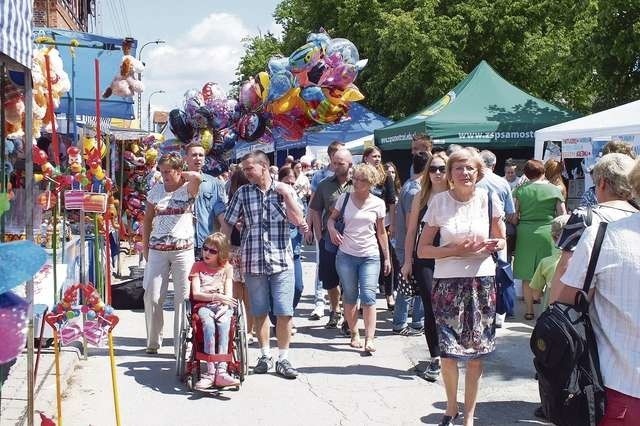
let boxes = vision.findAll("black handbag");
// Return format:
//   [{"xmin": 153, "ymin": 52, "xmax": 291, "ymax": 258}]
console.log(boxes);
[
  {"xmin": 324, "ymin": 193, "xmax": 350, "ymax": 253},
  {"xmin": 396, "ymin": 270, "xmax": 418, "ymax": 297},
  {"xmin": 111, "ymin": 277, "xmax": 145, "ymax": 310}
]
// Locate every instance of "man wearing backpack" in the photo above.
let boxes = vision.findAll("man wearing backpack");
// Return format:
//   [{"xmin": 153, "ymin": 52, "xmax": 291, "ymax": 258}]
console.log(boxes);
[{"xmin": 553, "ymin": 158, "xmax": 640, "ymax": 425}]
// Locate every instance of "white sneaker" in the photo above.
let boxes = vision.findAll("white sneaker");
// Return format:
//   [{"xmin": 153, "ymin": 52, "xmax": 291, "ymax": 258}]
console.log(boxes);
[
  {"xmin": 495, "ymin": 313, "xmax": 506, "ymax": 328},
  {"xmin": 309, "ymin": 305, "xmax": 324, "ymax": 320}
]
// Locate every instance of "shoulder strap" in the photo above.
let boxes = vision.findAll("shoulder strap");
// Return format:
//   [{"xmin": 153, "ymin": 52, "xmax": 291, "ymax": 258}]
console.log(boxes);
[
  {"xmin": 585, "ymin": 206, "xmax": 593, "ymax": 227},
  {"xmin": 582, "ymin": 221, "xmax": 608, "ymax": 293},
  {"xmin": 487, "ymin": 190, "xmax": 493, "ymax": 235},
  {"xmin": 339, "ymin": 192, "xmax": 350, "ymax": 216}
]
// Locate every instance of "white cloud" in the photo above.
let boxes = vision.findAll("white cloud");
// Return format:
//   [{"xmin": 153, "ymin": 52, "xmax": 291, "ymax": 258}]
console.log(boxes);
[{"xmin": 141, "ymin": 12, "xmax": 263, "ymax": 126}]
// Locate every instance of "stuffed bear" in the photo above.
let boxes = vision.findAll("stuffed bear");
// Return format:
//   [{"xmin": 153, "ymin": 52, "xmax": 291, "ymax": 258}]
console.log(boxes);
[{"xmin": 103, "ymin": 55, "xmax": 145, "ymax": 98}]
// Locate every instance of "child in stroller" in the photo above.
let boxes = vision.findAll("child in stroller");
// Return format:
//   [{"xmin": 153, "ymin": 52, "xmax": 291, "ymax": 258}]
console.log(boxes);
[{"xmin": 189, "ymin": 232, "xmax": 238, "ymax": 389}]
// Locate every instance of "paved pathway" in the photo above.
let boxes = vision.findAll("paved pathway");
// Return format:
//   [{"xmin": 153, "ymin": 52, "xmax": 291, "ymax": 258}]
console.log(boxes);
[{"xmin": 37, "ymin": 247, "xmax": 550, "ymax": 426}]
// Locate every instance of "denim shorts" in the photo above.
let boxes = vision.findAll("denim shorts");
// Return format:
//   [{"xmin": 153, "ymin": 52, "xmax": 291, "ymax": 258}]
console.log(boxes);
[
  {"xmin": 244, "ymin": 269, "xmax": 294, "ymax": 317},
  {"xmin": 335, "ymin": 250, "xmax": 380, "ymax": 305}
]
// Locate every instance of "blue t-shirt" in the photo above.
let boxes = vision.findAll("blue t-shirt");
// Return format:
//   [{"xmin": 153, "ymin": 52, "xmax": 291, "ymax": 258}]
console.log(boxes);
[
  {"xmin": 194, "ymin": 173, "xmax": 227, "ymax": 248},
  {"xmin": 394, "ymin": 177, "xmax": 421, "ymax": 264},
  {"xmin": 310, "ymin": 167, "xmax": 334, "ymax": 193},
  {"xmin": 476, "ymin": 171, "xmax": 515, "ymax": 215}
]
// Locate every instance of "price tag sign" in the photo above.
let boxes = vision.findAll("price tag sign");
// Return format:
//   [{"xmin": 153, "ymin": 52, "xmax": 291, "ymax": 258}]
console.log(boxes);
[{"xmin": 562, "ymin": 138, "xmax": 592, "ymax": 159}]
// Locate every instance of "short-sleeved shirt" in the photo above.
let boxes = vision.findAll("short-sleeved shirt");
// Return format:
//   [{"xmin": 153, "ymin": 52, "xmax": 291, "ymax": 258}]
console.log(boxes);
[
  {"xmin": 579, "ymin": 186, "xmax": 598, "ymax": 207},
  {"xmin": 561, "ymin": 214, "xmax": 640, "ymax": 397},
  {"xmin": 189, "ymin": 261, "xmax": 232, "ymax": 294},
  {"xmin": 147, "ymin": 182, "xmax": 195, "ymax": 250},
  {"xmin": 557, "ymin": 203, "xmax": 637, "ymax": 252},
  {"xmin": 529, "ymin": 249, "xmax": 561, "ymax": 309},
  {"xmin": 310, "ymin": 166, "xmax": 334, "ymax": 193},
  {"xmin": 309, "ymin": 175, "xmax": 352, "ymax": 240},
  {"xmin": 425, "ymin": 189, "xmax": 504, "ymax": 279},
  {"xmin": 194, "ymin": 173, "xmax": 227, "ymax": 248},
  {"xmin": 394, "ymin": 177, "xmax": 421, "ymax": 264},
  {"xmin": 223, "ymin": 180, "xmax": 293, "ymax": 276},
  {"xmin": 476, "ymin": 170, "xmax": 515, "ymax": 215},
  {"xmin": 335, "ymin": 193, "xmax": 386, "ymax": 257}
]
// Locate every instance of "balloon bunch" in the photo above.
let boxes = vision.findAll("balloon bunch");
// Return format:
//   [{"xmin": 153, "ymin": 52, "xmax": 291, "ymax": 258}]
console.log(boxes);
[
  {"xmin": 168, "ymin": 30, "xmax": 366, "ymax": 157},
  {"xmin": 0, "ymin": 240, "xmax": 48, "ymax": 363}
]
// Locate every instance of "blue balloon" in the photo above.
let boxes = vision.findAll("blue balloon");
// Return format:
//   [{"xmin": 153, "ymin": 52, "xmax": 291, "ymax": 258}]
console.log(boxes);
[
  {"xmin": 0, "ymin": 241, "xmax": 47, "ymax": 295},
  {"xmin": 267, "ymin": 56, "xmax": 290, "ymax": 75},
  {"xmin": 301, "ymin": 86, "xmax": 325, "ymax": 103},
  {"xmin": 267, "ymin": 71, "xmax": 295, "ymax": 102}
]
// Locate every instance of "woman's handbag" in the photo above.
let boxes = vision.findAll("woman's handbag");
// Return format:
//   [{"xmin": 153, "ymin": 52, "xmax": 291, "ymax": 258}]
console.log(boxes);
[
  {"xmin": 396, "ymin": 270, "xmax": 418, "ymax": 297},
  {"xmin": 324, "ymin": 193, "xmax": 350, "ymax": 253},
  {"xmin": 487, "ymin": 192, "xmax": 516, "ymax": 315}
]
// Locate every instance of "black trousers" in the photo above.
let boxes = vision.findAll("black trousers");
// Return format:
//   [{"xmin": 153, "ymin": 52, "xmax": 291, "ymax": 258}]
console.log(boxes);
[{"xmin": 413, "ymin": 258, "xmax": 440, "ymax": 358}]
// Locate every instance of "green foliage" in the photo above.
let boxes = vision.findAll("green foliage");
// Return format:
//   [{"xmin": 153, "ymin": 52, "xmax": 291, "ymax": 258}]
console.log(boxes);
[{"xmin": 237, "ymin": 0, "xmax": 640, "ymax": 118}]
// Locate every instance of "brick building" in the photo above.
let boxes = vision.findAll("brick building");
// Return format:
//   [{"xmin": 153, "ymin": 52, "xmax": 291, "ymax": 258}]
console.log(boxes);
[{"xmin": 33, "ymin": 0, "xmax": 93, "ymax": 31}]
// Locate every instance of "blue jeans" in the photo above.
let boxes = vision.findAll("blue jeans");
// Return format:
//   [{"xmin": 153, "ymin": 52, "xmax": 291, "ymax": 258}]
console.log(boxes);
[
  {"xmin": 198, "ymin": 304, "xmax": 232, "ymax": 368},
  {"xmin": 392, "ymin": 294, "xmax": 425, "ymax": 330},
  {"xmin": 245, "ymin": 269, "xmax": 295, "ymax": 317},
  {"xmin": 335, "ymin": 250, "xmax": 380, "ymax": 305}
]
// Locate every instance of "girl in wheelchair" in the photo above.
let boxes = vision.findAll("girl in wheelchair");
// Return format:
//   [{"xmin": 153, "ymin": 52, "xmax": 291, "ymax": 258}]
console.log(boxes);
[{"xmin": 189, "ymin": 232, "xmax": 239, "ymax": 389}]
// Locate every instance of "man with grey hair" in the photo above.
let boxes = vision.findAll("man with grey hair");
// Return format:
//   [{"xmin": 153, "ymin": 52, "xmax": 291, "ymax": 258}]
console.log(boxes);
[
  {"xmin": 549, "ymin": 153, "xmax": 639, "ymax": 303},
  {"xmin": 477, "ymin": 149, "xmax": 516, "ymax": 325}
]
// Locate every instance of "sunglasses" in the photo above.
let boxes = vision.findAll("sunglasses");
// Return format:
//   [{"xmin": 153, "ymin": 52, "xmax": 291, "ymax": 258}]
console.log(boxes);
[
  {"xmin": 202, "ymin": 245, "xmax": 219, "ymax": 255},
  {"xmin": 429, "ymin": 166, "xmax": 446, "ymax": 174}
]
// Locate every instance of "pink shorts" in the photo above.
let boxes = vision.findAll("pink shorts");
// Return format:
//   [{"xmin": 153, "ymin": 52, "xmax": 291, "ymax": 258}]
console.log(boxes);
[
  {"xmin": 599, "ymin": 388, "xmax": 640, "ymax": 426},
  {"xmin": 229, "ymin": 246, "xmax": 244, "ymax": 283}
]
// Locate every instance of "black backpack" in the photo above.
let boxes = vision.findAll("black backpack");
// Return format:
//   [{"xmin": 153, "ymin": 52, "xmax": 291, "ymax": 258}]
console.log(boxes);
[{"xmin": 530, "ymin": 222, "xmax": 607, "ymax": 426}]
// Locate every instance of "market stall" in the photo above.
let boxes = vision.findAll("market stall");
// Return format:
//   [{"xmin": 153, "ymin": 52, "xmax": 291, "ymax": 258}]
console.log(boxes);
[
  {"xmin": 534, "ymin": 99, "xmax": 640, "ymax": 209},
  {"xmin": 374, "ymin": 61, "xmax": 580, "ymax": 151}
]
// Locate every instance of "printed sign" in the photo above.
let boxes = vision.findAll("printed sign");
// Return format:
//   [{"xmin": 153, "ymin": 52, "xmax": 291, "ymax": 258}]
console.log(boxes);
[{"xmin": 562, "ymin": 138, "xmax": 592, "ymax": 159}]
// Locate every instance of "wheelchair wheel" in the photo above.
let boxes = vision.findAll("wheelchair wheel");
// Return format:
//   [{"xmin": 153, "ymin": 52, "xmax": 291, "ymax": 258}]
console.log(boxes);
[{"xmin": 235, "ymin": 300, "xmax": 249, "ymax": 382}]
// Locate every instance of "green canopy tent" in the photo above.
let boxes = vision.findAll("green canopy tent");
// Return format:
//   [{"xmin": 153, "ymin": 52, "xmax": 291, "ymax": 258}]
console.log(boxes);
[{"xmin": 375, "ymin": 60, "xmax": 581, "ymax": 151}]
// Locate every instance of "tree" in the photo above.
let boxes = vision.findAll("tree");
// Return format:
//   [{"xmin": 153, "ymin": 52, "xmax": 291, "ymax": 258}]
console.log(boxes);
[{"xmin": 234, "ymin": 32, "xmax": 283, "ymax": 87}]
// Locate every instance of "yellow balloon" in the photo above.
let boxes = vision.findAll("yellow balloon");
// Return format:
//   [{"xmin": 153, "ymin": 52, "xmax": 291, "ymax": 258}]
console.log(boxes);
[
  {"xmin": 131, "ymin": 143, "xmax": 140, "ymax": 154},
  {"xmin": 200, "ymin": 129, "xmax": 213, "ymax": 153},
  {"xmin": 267, "ymin": 87, "xmax": 302, "ymax": 114},
  {"xmin": 145, "ymin": 147, "xmax": 158, "ymax": 164}
]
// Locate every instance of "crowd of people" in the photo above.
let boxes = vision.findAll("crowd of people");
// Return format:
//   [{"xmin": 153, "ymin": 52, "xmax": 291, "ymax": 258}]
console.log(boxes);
[{"xmin": 138, "ymin": 136, "xmax": 640, "ymax": 425}]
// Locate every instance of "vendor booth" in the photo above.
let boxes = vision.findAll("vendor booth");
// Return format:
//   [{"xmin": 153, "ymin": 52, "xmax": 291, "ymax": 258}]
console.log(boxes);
[
  {"xmin": 374, "ymin": 61, "xmax": 580, "ymax": 151},
  {"xmin": 535, "ymin": 99, "xmax": 640, "ymax": 210}
]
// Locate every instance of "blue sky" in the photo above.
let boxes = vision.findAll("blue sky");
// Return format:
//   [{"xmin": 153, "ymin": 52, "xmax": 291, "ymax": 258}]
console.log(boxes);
[{"xmin": 99, "ymin": 0, "xmax": 282, "ymax": 126}]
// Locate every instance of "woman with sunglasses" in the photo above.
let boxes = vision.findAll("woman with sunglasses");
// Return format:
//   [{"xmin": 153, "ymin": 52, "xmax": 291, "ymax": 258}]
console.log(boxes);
[
  {"xmin": 142, "ymin": 153, "xmax": 202, "ymax": 357},
  {"xmin": 400, "ymin": 151, "xmax": 450, "ymax": 382},
  {"xmin": 417, "ymin": 148, "xmax": 505, "ymax": 426},
  {"xmin": 189, "ymin": 232, "xmax": 238, "ymax": 389}
]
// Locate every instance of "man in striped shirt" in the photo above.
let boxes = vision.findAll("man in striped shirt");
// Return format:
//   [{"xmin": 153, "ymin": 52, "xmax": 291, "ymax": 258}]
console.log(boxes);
[{"xmin": 222, "ymin": 151, "xmax": 307, "ymax": 379}]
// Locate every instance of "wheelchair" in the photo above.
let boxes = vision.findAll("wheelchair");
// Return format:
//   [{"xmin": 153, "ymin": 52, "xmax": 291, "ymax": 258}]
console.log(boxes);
[{"xmin": 175, "ymin": 296, "xmax": 249, "ymax": 391}]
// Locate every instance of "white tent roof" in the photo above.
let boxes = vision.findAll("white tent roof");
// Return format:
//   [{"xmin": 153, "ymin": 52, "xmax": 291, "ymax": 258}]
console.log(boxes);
[{"xmin": 535, "ymin": 100, "xmax": 640, "ymax": 158}]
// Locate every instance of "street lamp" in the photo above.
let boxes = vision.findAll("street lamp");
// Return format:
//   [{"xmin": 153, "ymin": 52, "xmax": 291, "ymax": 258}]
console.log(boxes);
[
  {"xmin": 137, "ymin": 39, "xmax": 165, "ymax": 127},
  {"xmin": 148, "ymin": 90, "xmax": 165, "ymax": 131}
]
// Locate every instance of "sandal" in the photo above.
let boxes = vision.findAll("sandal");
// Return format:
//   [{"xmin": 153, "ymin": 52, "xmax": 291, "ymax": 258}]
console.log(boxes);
[
  {"xmin": 364, "ymin": 337, "xmax": 376, "ymax": 355},
  {"xmin": 350, "ymin": 330, "xmax": 363, "ymax": 348},
  {"xmin": 524, "ymin": 313, "xmax": 535, "ymax": 321}
]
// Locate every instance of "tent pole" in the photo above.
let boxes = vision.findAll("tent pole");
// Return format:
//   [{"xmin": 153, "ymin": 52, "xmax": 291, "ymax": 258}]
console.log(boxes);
[{"xmin": 25, "ymin": 66, "xmax": 36, "ymax": 426}]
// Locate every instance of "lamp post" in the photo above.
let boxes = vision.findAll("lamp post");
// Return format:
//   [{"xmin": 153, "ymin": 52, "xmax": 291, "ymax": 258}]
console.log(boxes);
[
  {"xmin": 148, "ymin": 90, "xmax": 165, "ymax": 132},
  {"xmin": 137, "ymin": 39, "xmax": 165, "ymax": 127}
]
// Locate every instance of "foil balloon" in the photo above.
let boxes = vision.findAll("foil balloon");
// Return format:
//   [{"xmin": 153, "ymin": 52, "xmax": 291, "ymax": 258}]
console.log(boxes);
[
  {"xmin": 273, "ymin": 114, "xmax": 304, "ymax": 141},
  {"xmin": 267, "ymin": 56, "xmax": 290, "ymax": 75},
  {"xmin": 205, "ymin": 99, "xmax": 235, "ymax": 129},
  {"xmin": 306, "ymin": 31, "xmax": 331, "ymax": 50},
  {"xmin": 236, "ymin": 113, "xmax": 266, "ymax": 142},
  {"xmin": 254, "ymin": 71, "xmax": 270, "ymax": 102},
  {"xmin": 169, "ymin": 109, "xmax": 195, "ymax": 143},
  {"xmin": 239, "ymin": 78, "xmax": 262, "ymax": 111},
  {"xmin": 267, "ymin": 70, "xmax": 295, "ymax": 102},
  {"xmin": 326, "ymin": 38, "xmax": 360, "ymax": 65},
  {"xmin": 289, "ymin": 42, "xmax": 324, "ymax": 73},
  {"xmin": 197, "ymin": 129, "xmax": 214, "ymax": 153},
  {"xmin": 0, "ymin": 291, "xmax": 28, "ymax": 363},
  {"xmin": 220, "ymin": 128, "xmax": 238, "ymax": 151},
  {"xmin": 0, "ymin": 240, "xmax": 47, "ymax": 294},
  {"xmin": 267, "ymin": 87, "xmax": 303, "ymax": 115},
  {"xmin": 301, "ymin": 86, "xmax": 326, "ymax": 103},
  {"xmin": 157, "ymin": 139, "xmax": 186, "ymax": 156},
  {"xmin": 201, "ymin": 82, "xmax": 226, "ymax": 103}
]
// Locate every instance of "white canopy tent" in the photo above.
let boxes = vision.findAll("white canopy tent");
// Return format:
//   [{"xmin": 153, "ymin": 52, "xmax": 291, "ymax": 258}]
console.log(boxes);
[{"xmin": 534, "ymin": 100, "xmax": 640, "ymax": 159}]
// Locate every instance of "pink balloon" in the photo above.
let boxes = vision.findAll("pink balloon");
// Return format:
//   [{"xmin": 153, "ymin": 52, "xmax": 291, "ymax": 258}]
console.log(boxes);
[{"xmin": 0, "ymin": 292, "xmax": 28, "ymax": 363}]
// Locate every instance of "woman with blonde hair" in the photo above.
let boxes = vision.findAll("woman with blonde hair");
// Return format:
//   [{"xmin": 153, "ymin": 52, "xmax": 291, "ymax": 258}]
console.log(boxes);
[
  {"xmin": 418, "ymin": 147, "xmax": 505, "ymax": 425},
  {"xmin": 400, "ymin": 151, "xmax": 451, "ymax": 381},
  {"xmin": 328, "ymin": 163, "xmax": 391, "ymax": 354}
]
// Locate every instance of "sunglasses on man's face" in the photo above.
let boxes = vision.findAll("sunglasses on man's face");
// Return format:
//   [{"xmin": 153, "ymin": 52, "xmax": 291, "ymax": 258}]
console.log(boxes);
[
  {"xmin": 429, "ymin": 165, "xmax": 446, "ymax": 174},
  {"xmin": 202, "ymin": 246, "xmax": 219, "ymax": 255}
]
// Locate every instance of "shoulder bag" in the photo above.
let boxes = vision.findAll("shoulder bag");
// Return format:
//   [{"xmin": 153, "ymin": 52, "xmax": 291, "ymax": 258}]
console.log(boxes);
[
  {"xmin": 324, "ymin": 193, "xmax": 350, "ymax": 253},
  {"xmin": 487, "ymin": 192, "xmax": 516, "ymax": 316}
]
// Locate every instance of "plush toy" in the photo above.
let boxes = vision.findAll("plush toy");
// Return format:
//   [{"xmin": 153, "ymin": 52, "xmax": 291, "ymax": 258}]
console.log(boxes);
[
  {"xmin": 2, "ymin": 78, "xmax": 25, "ymax": 137},
  {"xmin": 103, "ymin": 39, "xmax": 144, "ymax": 98},
  {"xmin": 30, "ymin": 46, "xmax": 71, "ymax": 137}
]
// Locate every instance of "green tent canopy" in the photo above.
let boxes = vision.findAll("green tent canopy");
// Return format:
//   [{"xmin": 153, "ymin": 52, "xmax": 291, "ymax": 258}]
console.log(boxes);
[{"xmin": 375, "ymin": 61, "xmax": 581, "ymax": 150}]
